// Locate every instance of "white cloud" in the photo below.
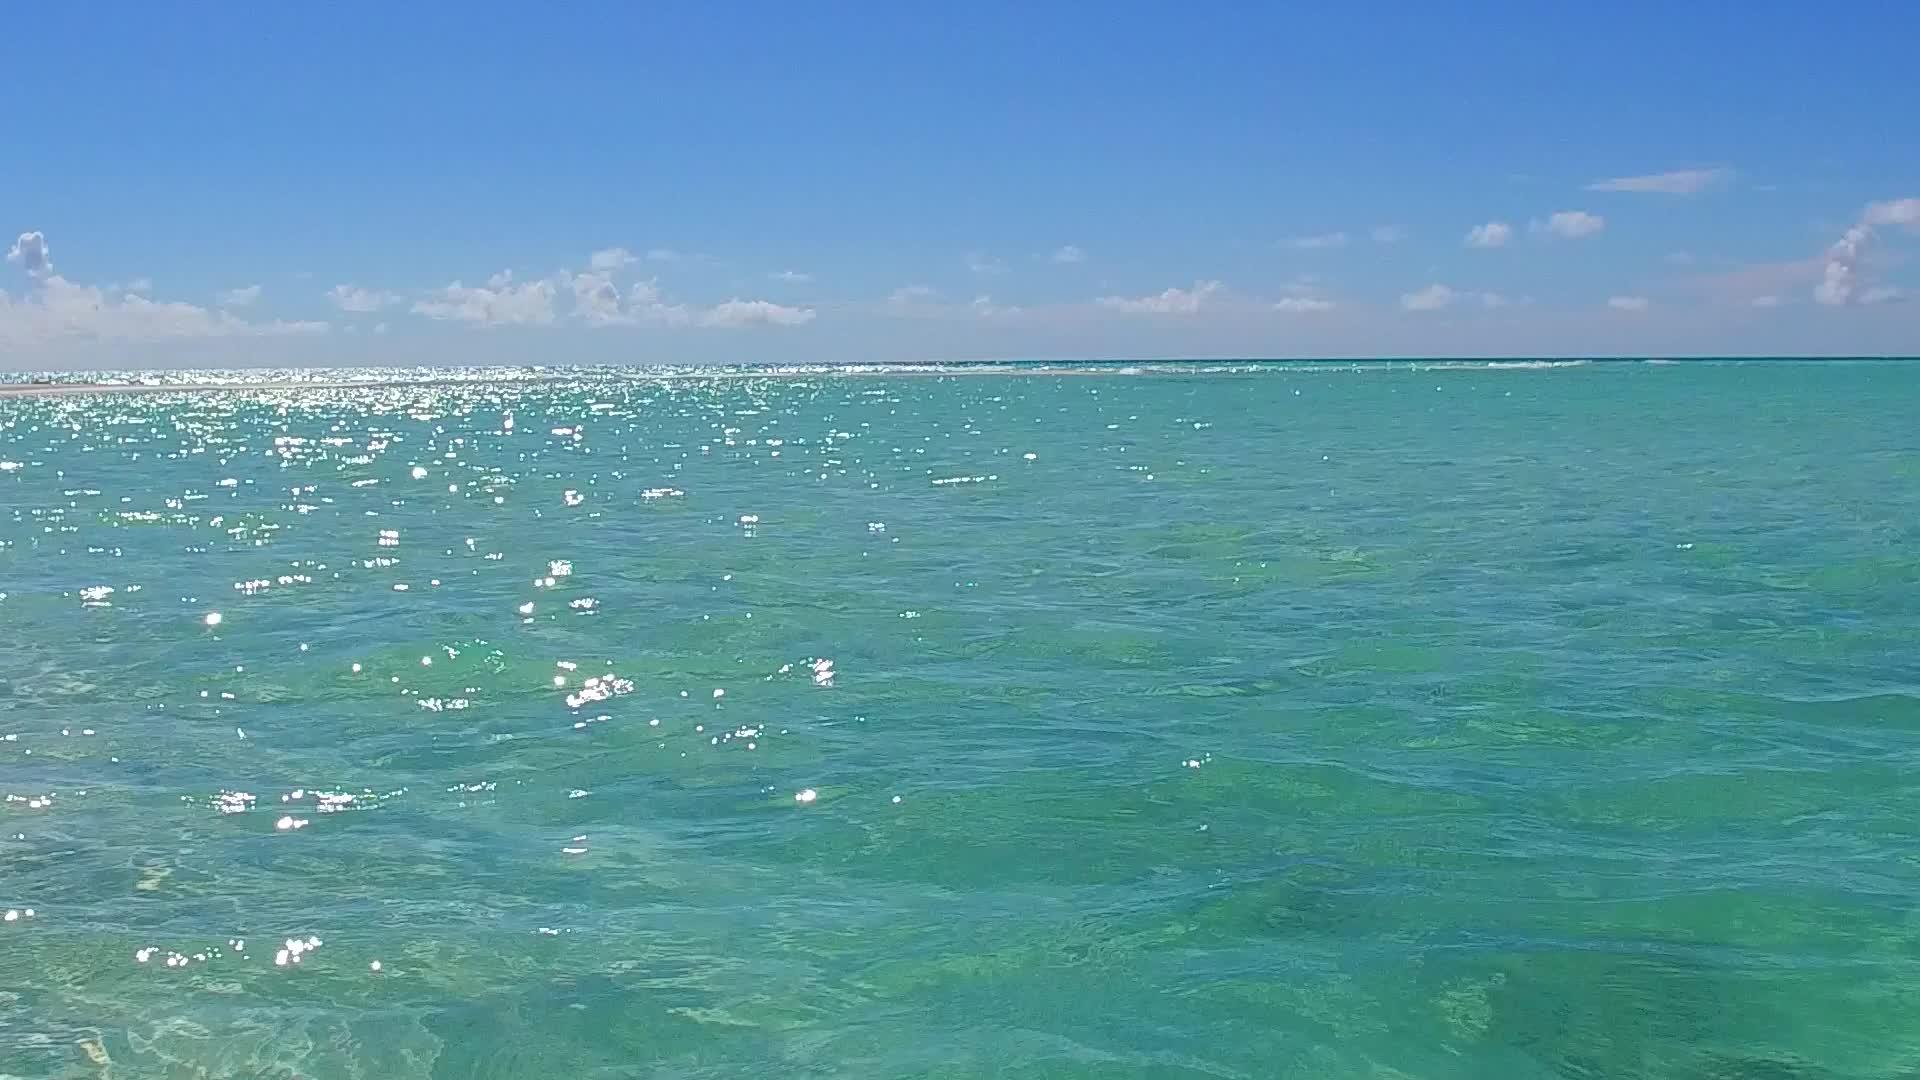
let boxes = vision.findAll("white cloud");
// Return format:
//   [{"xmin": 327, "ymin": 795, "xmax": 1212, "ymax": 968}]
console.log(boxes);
[
  {"xmin": 1809, "ymin": 193, "xmax": 1920, "ymax": 307},
  {"xmin": 1, "ymin": 274, "xmax": 326, "ymax": 346},
  {"xmin": 1815, "ymin": 223, "xmax": 1873, "ymax": 307},
  {"xmin": 1096, "ymin": 280, "xmax": 1222, "ymax": 315},
  {"xmin": 1371, "ymin": 225, "xmax": 1407, "ymax": 244},
  {"xmin": 558, "ymin": 271, "xmax": 812, "ymax": 329},
  {"xmin": 1288, "ymin": 232, "xmax": 1349, "ymax": 250},
  {"xmin": 1535, "ymin": 211, "xmax": 1606, "ymax": 239},
  {"xmin": 6, "ymin": 231, "xmax": 52, "ymax": 278},
  {"xmin": 328, "ymin": 284, "xmax": 401, "ymax": 312},
  {"xmin": 1401, "ymin": 284, "xmax": 1511, "ymax": 311},
  {"xmin": 372, "ymin": 322, "xmax": 390, "ymax": 335},
  {"xmin": 126, "ymin": 277, "xmax": 152, "ymax": 294},
  {"xmin": 590, "ymin": 247, "xmax": 637, "ymax": 271},
  {"xmin": 1465, "ymin": 222, "xmax": 1512, "ymax": 248},
  {"xmin": 1607, "ymin": 295, "xmax": 1650, "ymax": 311},
  {"xmin": 1, "ymin": 233, "xmax": 323, "ymax": 345},
  {"xmin": 770, "ymin": 270, "xmax": 812, "ymax": 283},
  {"xmin": 1050, "ymin": 245, "xmax": 1086, "ymax": 264},
  {"xmin": 1864, "ymin": 198, "xmax": 1920, "ymax": 228},
  {"xmin": 965, "ymin": 252, "xmax": 1005, "ymax": 274},
  {"xmin": 1401, "ymin": 283, "xmax": 1457, "ymax": 311},
  {"xmin": 626, "ymin": 279, "xmax": 691, "ymax": 326},
  {"xmin": 1586, "ymin": 168, "xmax": 1731, "ymax": 194},
  {"xmin": 1687, "ymin": 257, "xmax": 1824, "ymax": 306},
  {"xmin": 971, "ymin": 294, "xmax": 1020, "ymax": 318},
  {"xmin": 888, "ymin": 285, "xmax": 938, "ymax": 306},
  {"xmin": 569, "ymin": 271, "xmax": 631, "ymax": 326},
  {"xmin": 884, "ymin": 285, "xmax": 1017, "ymax": 320},
  {"xmin": 412, "ymin": 271, "xmax": 557, "ymax": 326},
  {"xmin": 1274, "ymin": 297, "xmax": 1334, "ymax": 313},
  {"xmin": 700, "ymin": 299, "xmax": 815, "ymax": 327},
  {"xmin": 645, "ymin": 248, "xmax": 693, "ymax": 263},
  {"xmin": 216, "ymin": 284, "xmax": 262, "ymax": 308},
  {"xmin": 1751, "ymin": 295, "xmax": 1782, "ymax": 308}
]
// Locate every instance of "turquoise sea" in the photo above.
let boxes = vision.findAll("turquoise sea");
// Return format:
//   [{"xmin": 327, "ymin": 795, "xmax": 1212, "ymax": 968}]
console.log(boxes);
[{"xmin": 3, "ymin": 359, "xmax": 1919, "ymax": 1079}]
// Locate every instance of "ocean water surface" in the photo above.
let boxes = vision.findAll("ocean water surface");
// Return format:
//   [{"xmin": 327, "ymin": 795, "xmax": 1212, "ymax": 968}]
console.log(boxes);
[{"xmin": 2, "ymin": 360, "xmax": 1918, "ymax": 1078}]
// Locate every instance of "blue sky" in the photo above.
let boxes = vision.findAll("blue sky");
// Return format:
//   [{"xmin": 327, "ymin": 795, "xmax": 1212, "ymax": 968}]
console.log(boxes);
[{"xmin": 4, "ymin": 2, "xmax": 1918, "ymax": 367}]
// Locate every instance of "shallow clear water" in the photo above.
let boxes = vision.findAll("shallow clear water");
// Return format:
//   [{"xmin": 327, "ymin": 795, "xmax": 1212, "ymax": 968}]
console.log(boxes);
[{"xmin": 3, "ymin": 361, "xmax": 1919, "ymax": 1079}]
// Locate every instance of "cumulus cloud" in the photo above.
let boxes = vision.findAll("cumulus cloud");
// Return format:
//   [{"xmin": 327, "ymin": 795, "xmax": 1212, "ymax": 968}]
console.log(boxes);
[
  {"xmin": 700, "ymin": 299, "xmax": 816, "ymax": 327},
  {"xmin": 6, "ymin": 231, "xmax": 52, "ymax": 278},
  {"xmin": 1371, "ymin": 225, "xmax": 1407, "ymax": 244},
  {"xmin": 883, "ymin": 285, "xmax": 1015, "ymax": 320},
  {"xmin": 1535, "ymin": 211, "xmax": 1606, "ymax": 239},
  {"xmin": 1816, "ymin": 229, "xmax": 1870, "ymax": 306},
  {"xmin": 216, "ymin": 284, "xmax": 262, "ymax": 308},
  {"xmin": 888, "ymin": 285, "xmax": 939, "ymax": 307},
  {"xmin": 971, "ymin": 294, "xmax": 1020, "ymax": 318},
  {"xmin": 1607, "ymin": 295, "xmax": 1650, "ymax": 311},
  {"xmin": 1401, "ymin": 283, "xmax": 1457, "ymax": 311},
  {"xmin": 1050, "ymin": 245, "xmax": 1086, "ymax": 264},
  {"xmin": 555, "ymin": 268, "xmax": 812, "ymax": 329},
  {"xmin": 1465, "ymin": 222, "xmax": 1512, "ymax": 248},
  {"xmin": 1807, "ymin": 199, "xmax": 1914, "ymax": 308},
  {"xmin": 1287, "ymin": 232, "xmax": 1349, "ymax": 250},
  {"xmin": 412, "ymin": 271, "xmax": 558, "ymax": 326},
  {"xmin": 1815, "ymin": 221, "xmax": 1878, "ymax": 307},
  {"xmin": 0, "ymin": 233, "xmax": 326, "ymax": 345},
  {"xmin": 1586, "ymin": 168, "xmax": 1731, "ymax": 194},
  {"xmin": 569, "ymin": 271, "xmax": 631, "ymax": 326},
  {"xmin": 1096, "ymin": 280, "xmax": 1222, "ymax": 315},
  {"xmin": 625, "ymin": 279, "xmax": 690, "ymax": 326},
  {"xmin": 1273, "ymin": 297, "xmax": 1334, "ymax": 313},
  {"xmin": 1684, "ymin": 257, "xmax": 1824, "ymax": 306},
  {"xmin": 1864, "ymin": 198, "xmax": 1920, "ymax": 228},
  {"xmin": 328, "ymin": 284, "xmax": 401, "ymax": 312},
  {"xmin": 1, "ymin": 274, "xmax": 326, "ymax": 346},
  {"xmin": 590, "ymin": 247, "xmax": 637, "ymax": 271},
  {"xmin": 1401, "ymin": 284, "xmax": 1510, "ymax": 311},
  {"xmin": 126, "ymin": 277, "xmax": 152, "ymax": 294}
]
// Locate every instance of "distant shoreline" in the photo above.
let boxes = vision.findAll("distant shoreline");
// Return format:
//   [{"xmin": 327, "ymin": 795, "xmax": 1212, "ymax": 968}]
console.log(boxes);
[
  {"xmin": 0, "ymin": 357, "xmax": 1913, "ymax": 398},
  {"xmin": 0, "ymin": 365, "xmax": 1354, "ymax": 397},
  {"xmin": 0, "ymin": 380, "xmax": 430, "ymax": 397},
  {"xmin": 0, "ymin": 368, "xmax": 1169, "ymax": 397}
]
